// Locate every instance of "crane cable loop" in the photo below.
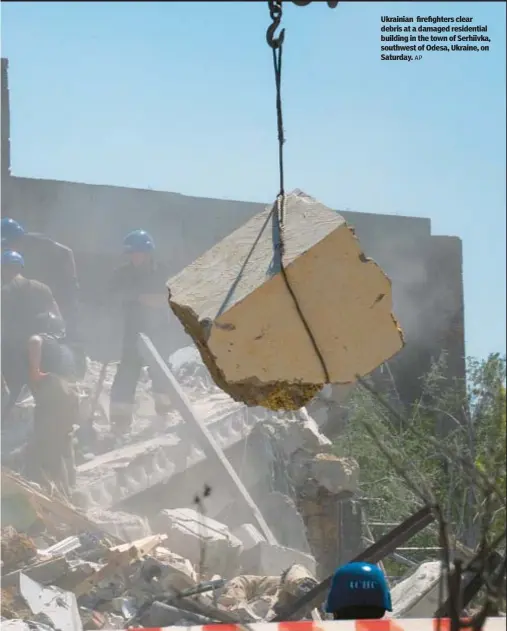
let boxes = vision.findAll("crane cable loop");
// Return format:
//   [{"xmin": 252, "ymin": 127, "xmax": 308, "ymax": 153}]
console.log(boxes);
[{"xmin": 266, "ymin": 0, "xmax": 331, "ymax": 385}]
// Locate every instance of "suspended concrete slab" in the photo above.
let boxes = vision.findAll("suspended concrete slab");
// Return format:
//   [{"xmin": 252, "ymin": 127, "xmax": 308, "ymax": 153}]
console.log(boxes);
[{"xmin": 167, "ymin": 190, "xmax": 404, "ymax": 410}]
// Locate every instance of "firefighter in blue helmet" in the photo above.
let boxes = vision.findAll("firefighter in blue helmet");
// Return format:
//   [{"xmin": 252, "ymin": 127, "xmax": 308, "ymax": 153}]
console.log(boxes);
[
  {"xmin": 1, "ymin": 249, "xmax": 63, "ymax": 418},
  {"xmin": 108, "ymin": 230, "xmax": 173, "ymax": 432},
  {"xmin": 1, "ymin": 217, "xmax": 84, "ymax": 373},
  {"xmin": 326, "ymin": 562, "xmax": 392, "ymax": 620}
]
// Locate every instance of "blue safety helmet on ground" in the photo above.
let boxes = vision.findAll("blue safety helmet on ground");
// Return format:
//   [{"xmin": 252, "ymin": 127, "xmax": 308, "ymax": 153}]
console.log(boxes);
[
  {"xmin": 2, "ymin": 249, "xmax": 25, "ymax": 267},
  {"xmin": 326, "ymin": 562, "xmax": 392, "ymax": 614},
  {"xmin": 1, "ymin": 218, "xmax": 25, "ymax": 244},
  {"xmin": 123, "ymin": 230, "xmax": 155, "ymax": 253}
]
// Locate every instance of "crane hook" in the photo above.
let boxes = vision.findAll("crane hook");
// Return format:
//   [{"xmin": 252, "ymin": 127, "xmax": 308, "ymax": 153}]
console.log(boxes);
[{"xmin": 266, "ymin": 0, "xmax": 285, "ymax": 49}]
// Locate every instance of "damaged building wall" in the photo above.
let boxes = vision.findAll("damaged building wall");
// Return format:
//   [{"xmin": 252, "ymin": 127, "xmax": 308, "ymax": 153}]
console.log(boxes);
[{"xmin": 1, "ymin": 174, "xmax": 466, "ymax": 403}]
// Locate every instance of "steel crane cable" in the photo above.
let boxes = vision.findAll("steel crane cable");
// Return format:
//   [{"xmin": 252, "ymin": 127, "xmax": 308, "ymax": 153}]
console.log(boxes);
[{"xmin": 266, "ymin": 0, "xmax": 331, "ymax": 384}]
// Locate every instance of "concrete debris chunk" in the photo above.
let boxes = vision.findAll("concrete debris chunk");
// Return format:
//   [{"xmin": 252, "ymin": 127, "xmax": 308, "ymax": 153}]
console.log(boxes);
[
  {"xmin": 19, "ymin": 573, "xmax": 83, "ymax": 631},
  {"xmin": 84, "ymin": 507, "xmax": 152, "ymax": 542},
  {"xmin": 256, "ymin": 492, "xmax": 311, "ymax": 554},
  {"xmin": 391, "ymin": 561, "xmax": 447, "ymax": 618},
  {"xmin": 232, "ymin": 523, "xmax": 267, "ymax": 551},
  {"xmin": 150, "ymin": 508, "xmax": 243, "ymax": 578},
  {"xmin": 252, "ymin": 409, "xmax": 332, "ymax": 459},
  {"xmin": 309, "ymin": 453, "xmax": 359, "ymax": 495},
  {"xmin": 168, "ymin": 189, "xmax": 404, "ymax": 409}
]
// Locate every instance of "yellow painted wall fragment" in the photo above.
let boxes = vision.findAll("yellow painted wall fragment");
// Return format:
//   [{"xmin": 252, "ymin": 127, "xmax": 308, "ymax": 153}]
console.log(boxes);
[{"xmin": 168, "ymin": 190, "xmax": 404, "ymax": 409}]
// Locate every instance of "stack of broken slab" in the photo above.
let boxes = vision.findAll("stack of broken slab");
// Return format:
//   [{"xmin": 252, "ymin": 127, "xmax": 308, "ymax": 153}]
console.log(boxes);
[
  {"xmin": 0, "ymin": 470, "xmax": 323, "ymax": 629},
  {"xmin": 1, "ymin": 470, "xmax": 475, "ymax": 631},
  {"xmin": 71, "ymin": 349, "xmax": 359, "ymax": 552}
]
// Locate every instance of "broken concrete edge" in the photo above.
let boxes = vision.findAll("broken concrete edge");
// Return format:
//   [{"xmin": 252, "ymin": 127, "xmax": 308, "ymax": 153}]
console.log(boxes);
[
  {"xmin": 354, "ymin": 243, "xmax": 405, "ymax": 350},
  {"xmin": 169, "ymin": 299, "xmax": 322, "ymax": 410},
  {"xmin": 169, "ymin": 296, "xmax": 402, "ymax": 410}
]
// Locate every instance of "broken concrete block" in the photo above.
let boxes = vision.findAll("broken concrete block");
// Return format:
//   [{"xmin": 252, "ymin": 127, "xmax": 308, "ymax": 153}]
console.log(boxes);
[
  {"xmin": 391, "ymin": 561, "xmax": 446, "ymax": 618},
  {"xmin": 168, "ymin": 190, "xmax": 404, "ymax": 410},
  {"xmin": 309, "ymin": 454, "xmax": 359, "ymax": 495},
  {"xmin": 240, "ymin": 541, "xmax": 316, "ymax": 577},
  {"xmin": 253, "ymin": 410, "xmax": 332, "ymax": 459},
  {"xmin": 85, "ymin": 507, "xmax": 152, "ymax": 542},
  {"xmin": 257, "ymin": 492, "xmax": 311, "ymax": 554},
  {"xmin": 232, "ymin": 524, "xmax": 266, "ymax": 551},
  {"xmin": 19, "ymin": 573, "xmax": 83, "ymax": 631},
  {"xmin": 150, "ymin": 508, "xmax": 243, "ymax": 578}
]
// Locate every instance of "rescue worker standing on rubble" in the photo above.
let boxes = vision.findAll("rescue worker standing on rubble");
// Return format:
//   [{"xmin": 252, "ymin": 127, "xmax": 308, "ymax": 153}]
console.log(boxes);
[
  {"xmin": 108, "ymin": 230, "xmax": 172, "ymax": 433},
  {"xmin": 326, "ymin": 562, "xmax": 392, "ymax": 620},
  {"xmin": 24, "ymin": 311, "xmax": 80, "ymax": 494},
  {"xmin": 1, "ymin": 249, "xmax": 63, "ymax": 416},
  {"xmin": 1, "ymin": 217, "xmax": 85, "ymax": 374}
]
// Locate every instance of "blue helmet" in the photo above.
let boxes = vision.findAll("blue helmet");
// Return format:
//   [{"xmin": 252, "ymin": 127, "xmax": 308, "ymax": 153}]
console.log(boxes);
[
  {"xmin": 123, "ymin": 230, "xmax": 155, "ymax": 253},
  {"xmin": 326, "ymin": 562, "xmax": 392, "ymax": 613},
  {"xmin": 1, "ymin": 218, "xmax": 25, "ymax": 244},
  {"xmin": 2, "ymin": 249, "xmax": 25, "ymax": 268}
]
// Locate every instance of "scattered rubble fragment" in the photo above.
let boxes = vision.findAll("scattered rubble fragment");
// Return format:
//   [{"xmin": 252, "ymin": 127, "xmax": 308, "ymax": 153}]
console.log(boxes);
[
  {"xmin": 19, "ymin": 573, "xmax": 83, "ymax": 631},
  {"xmin": 391, "ymin": 561, "xmax": 446, "ymax": 618},
  {"xmin": 150, "ymin": 508, "xmax": 243, "ymax": 579},
  {"xmin": 308, "ymin": 453, "xmax": 359, "ymax": 496}
]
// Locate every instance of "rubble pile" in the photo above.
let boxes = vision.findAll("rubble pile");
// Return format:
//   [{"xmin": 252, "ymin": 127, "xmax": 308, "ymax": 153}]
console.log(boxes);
[
  {"xmin": 0, "ymin": 470, "xmax": 326, "ymax": 629},
  {"xmin": 1, "ymin": 344, "xmax": 367, "ymax": 629}
]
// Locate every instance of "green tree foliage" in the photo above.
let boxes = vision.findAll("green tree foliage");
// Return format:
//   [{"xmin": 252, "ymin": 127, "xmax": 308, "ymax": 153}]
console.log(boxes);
[
  {"xmin": 469, "ymin": 354, "xmax": 506, "ymax": 543},
  {"xmin": 334, "ymin": 353, "xmax": 506, "ymax": 575}
]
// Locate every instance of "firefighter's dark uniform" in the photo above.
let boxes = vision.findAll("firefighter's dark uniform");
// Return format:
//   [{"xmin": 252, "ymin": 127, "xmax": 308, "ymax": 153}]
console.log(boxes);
[
  {"xmin": 25, "ymin": 333, "xmax": 79, "ymax": 494},
  {"xmin": 1, "ymin": 274, "xmax": 61, "ymax": 416},
  {"xmin": 20, "ymin": 233, "xmax": 81, "ymax": 345},
  {"xmin": 109, "ymin": 260, "xmax": 172, "ymax": 429}
]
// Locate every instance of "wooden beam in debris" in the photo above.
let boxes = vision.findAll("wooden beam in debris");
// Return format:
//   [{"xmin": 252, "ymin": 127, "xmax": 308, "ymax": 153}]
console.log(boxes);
[
  {"xmin": 1, "ymin": 467, "xmax": 123, "ymax": 543},
  {"xmin": 137, "ymin": 333, "xmax": 277, "ymax": 545},
  {"xmin": 272, "ymin": 505, "xmax": 435, "ymax": 621}
]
